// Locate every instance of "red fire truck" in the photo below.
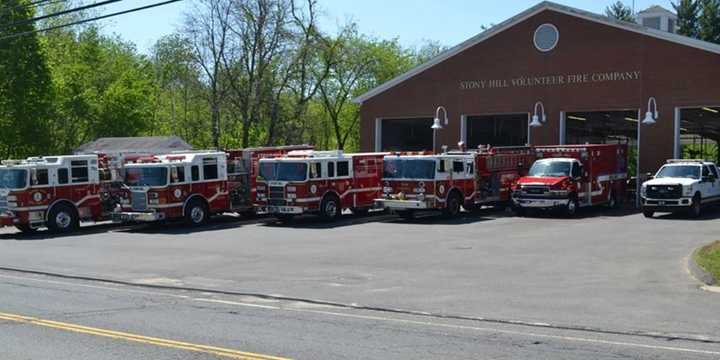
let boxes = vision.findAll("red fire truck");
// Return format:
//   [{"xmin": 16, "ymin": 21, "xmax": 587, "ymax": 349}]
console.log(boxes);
[
  {"xmin": 375, "ymin": 146, "xmax": 536, "ymax": 218},
  {"xmin": 114, "ymin": 146, "xmax": 312, "ymax": 225},
  {"xmin": 511, "ymin": 144, "xmax": 628, "ymax": 216},
  {"xmin": 0, "ymin": 153, "xmax": 133, "ymax": 233},
  {"xmin": 255, "ymin": 150, "xmax": 386, "ymax": 221}
]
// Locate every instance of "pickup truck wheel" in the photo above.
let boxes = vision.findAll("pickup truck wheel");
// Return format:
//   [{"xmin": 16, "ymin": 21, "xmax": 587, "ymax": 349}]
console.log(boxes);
[
  {"xmin": 643, "ymin": 209, "xmax": 655, "ymax": 218},
  {"xmin": 47, "ymin": 203, "xmax": 79, "ymax": 233},
  {"xmin": 690, "ymin": 194, "xmax": 702, "ymax": 218},
  {"xmin": 320, "ymin": 195, "xmax": 341, "ymax": 221},
  {"xmin": 185, "ymin": 199, "xmax": 208, "ymax": 226},
  {"xmin": 565, "ymin": 197, "xmax": 579, "ymax": 218},
  {"xmin": 15, "ymin": 224, "xmax": 37, "ymax": 234},
  {"xmin": 512, "ymin": 205, "xmax": 526, "ymax": 217},
  {"xmin": 443, "ymin": 192, "xmax": 462, "ymax": 217}
]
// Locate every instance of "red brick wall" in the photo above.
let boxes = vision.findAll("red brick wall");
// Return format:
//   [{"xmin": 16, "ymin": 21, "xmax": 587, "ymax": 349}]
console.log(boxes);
[{"xmin": 359, "ymin": 9, "xmax": 720, "ymax": 172}]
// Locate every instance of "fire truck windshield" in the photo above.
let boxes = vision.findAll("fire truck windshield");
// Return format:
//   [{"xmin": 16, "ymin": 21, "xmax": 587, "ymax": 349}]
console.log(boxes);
[
  {"xmin": 125, "ymin": 167, "xmax": 168, "ymax": 187},
  {"xmin": 383, "ymin": 159, "xmax": 436, "ymax": 180},
  {"xmin": 529, "ymin": 160, "xmax": 571, "ymax": 177},
  {"xmin": 259, "ymin": 162, "xmax": 307, "ymax": 182},
  {"xmin": 0, "ymin": 168, "xmax": 27, "ymax": 189},
  {"xmin": 656, "ymin": 165, "xmax": 700, "ymax": 179}
]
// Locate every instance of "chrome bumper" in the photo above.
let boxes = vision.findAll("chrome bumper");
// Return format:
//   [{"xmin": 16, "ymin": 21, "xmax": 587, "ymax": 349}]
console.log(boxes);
[
  {"xmin": 513, "ymin": 197, "xmax": 569, "ymax": 208},
  {"xmin": 113, "ymin": 211, "xmax": 165, "ymax": 223},
  {"xmin": 375, "ymin": 199, "xmax": 430, "ymax": 210},
  {"xmin": 258, "ymin": 206, "xmax": 304, "ymax": 215},
  {"xmin": 642, "ymin": 197, "xmax": 692, "ymax": 207}
]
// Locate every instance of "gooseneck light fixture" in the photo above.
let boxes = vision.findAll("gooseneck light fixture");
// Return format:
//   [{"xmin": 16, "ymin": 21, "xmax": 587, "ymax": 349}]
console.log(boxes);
[
  {"xmin": 530, "ymin": 101, "xmax": 547, "ymax": 128},
  {"xmin": 636, "ymin": 97, "xmax": 659, "ymax": 207},
  {"xmin": 432, "ymin": 106, "xmax": 449, "ymax": 153},
  {"xmin": 643, "ymin": 97, "xmax": 659, "ymax": 125}
]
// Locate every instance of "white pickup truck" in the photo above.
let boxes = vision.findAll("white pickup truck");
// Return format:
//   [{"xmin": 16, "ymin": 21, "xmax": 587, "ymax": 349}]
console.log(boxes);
[{"xmin": 641, "ymin": 160, "xmax": 720, "ymax": 218}]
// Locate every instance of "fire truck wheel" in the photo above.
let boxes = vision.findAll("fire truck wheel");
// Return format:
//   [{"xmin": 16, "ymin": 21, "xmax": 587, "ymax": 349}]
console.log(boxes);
[
  {"xmin": 15, "ymin": 224, "xmax": 37, "ymax": 234},
  {"xmin": 443, "ymin": 192, "xmax": 462, "ymax": 217},
  {"xmin": 185, "ymin": 199, "xmax": 208, "ymax": 226},
  {"xmin": 565, "ymin": 196, "xmax": 579, "ymax": 218},
  {"xmin": 47, "ymin": 203, "xmax": 79, "ymax": 233},
  {"xmin": 690, "ymin": 194, "xmax": 702, "ymax": 218},
  {"xmin": 320, "ymin": 195, "xmax": 341, "ymax": 220}
]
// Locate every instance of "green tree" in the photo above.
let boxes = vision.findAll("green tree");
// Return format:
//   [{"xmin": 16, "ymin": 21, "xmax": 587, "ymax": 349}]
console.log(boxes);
[
  {"xmin": 699, "ymin": 0, "xmax": 720, "ymax": 43},
  {"xmin": 0, "ymin": 0, "xmax": 54, "ymax": 158},
  {"xmin": 673, "ymin": 0, "xmax": 700, "ymax": 37},
  {"xmin": 605, "ymin": 1, "xmax": 636, "ymax": 22}
]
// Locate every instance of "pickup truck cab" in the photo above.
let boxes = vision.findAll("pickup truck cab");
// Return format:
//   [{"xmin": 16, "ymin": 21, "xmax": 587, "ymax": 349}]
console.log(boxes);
[{"xmin": 641, "ymin": 160, "xmax": 720, "ymax": 218}]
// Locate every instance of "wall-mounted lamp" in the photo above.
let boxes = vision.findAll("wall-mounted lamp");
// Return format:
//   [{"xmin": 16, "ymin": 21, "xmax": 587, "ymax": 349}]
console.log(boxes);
[
  {"xmin": 530, "ymin": 101, "xmax": 547, "ymax": 128},
  {"xmin": 643, "ymin": 97, "xmax": 659, "ymax": 125},
  {"xmin": 432, "ymin": 106, "xmax": 449, "ymax": 152}
]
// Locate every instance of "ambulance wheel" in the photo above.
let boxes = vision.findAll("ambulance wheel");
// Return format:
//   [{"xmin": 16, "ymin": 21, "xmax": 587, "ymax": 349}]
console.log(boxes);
[
  {"xmin": 15, "ymin": 224, "xmax": 37, "ymax": 234},
  {"xmin": 320, "ymin": 194, "xmax": 341, "ymax": 221},
  {"xmin": 642, "ymin": 209, "xmax": 654, "ymax": 218},
  {"xmin": 689, "ymin": 194, "xmax": 702, "ymax": 218},
  {"xmin": 47, "ymin": 203, "xmax": 79, "ymax": 233},
  {"xmin": 185, "ymin": 199, "xmax": 208, "ymax": 226},
  {"xmin": 565, "ymin": 196, "xmax": 579, "ymax": 218},
  {"xmin": 443, "ymin": 192, "xmax": 462, "ymax": 217}
]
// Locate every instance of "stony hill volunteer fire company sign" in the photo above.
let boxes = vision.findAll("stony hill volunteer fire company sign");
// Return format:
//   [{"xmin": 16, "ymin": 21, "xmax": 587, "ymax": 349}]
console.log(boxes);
[{"xmin": 459, "ymin": 70, "xmax": 642, "ymax": 90}]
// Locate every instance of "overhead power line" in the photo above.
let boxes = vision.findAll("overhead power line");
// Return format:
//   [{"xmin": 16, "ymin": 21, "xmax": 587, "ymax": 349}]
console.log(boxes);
[
  {"xmin": 0, "ymin": 0, "xmax": 65, "ymax": 16},
  {"xmin": 0, "ymin": 0, "xmax": 183, "ymax": 41},
  {"xmin": 3, "ymin": 0, "xmax": 123, "ymax": 29}
]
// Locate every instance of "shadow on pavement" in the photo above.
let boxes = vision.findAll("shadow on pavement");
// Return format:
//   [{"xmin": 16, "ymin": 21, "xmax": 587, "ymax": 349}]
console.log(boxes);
[
  {"xmin": 648, "ymin": 204, "xmax": 720, "ymax": 221},
  {"xmin": 0, "ymin": 222, "xmax": 125, "ymax": 241},
  {"xmin": 260, "ymin": 210, "xmax": 395, "ymax": 229}
]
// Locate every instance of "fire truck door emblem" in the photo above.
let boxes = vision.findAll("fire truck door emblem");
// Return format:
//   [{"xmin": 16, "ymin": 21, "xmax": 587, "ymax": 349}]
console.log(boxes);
[
  {"xmin": 310, "ymin": 184, "xmax": 318, "ymax": 194},
  {"xmin": 32, "ymin": 192, "xmax": 43, "ymax": 202},
  {"xmin": 174, "ymin": 189, "xmax": 182, "ymax": 199},
  {"xmin": 438, "ymin": 184, "xmax": 445, "ymax": 195}
]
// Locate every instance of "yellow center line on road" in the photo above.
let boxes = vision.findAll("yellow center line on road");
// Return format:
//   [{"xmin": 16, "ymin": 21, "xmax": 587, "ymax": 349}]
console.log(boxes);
[{"xmin": 0, "ymin": 311, "xmax": 291, "ymax": 360}]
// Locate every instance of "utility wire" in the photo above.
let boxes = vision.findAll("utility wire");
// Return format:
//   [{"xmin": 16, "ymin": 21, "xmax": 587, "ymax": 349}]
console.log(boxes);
[
  {"xmin": 0, "ymin": 0, "xmax": 64, "ymax": 16},
  {"xmin": 0, "ymin": 0, "xmax": 183, "ymax": 41},
  {"xmin": 2, "ymin": 0, "xmax": 123, "ymax": 29}
]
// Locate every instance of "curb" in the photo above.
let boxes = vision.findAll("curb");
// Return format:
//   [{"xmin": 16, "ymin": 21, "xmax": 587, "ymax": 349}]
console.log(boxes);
[{"xmin": 688, "ymin": 248, "xmax": 717, "ymax": 286}]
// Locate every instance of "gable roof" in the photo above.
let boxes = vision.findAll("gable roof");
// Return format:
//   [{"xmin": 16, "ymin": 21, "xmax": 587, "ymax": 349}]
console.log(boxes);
[
  {"xmin": 353, "ymin": 1, "xmax": 720, "ymax": 104},
  {"xmin": 73, "ymin": 136, "xmax": 193, "ymax": 155},
  {"xmin": 638, "ymin": 5, "xmax": 676, "ymax": 17}
]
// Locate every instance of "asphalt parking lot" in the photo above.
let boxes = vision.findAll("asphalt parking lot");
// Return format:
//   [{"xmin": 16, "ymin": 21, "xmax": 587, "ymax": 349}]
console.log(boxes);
[{"xmin": 1, "ymin": 207, "xmax": 719, "ymax": 358}]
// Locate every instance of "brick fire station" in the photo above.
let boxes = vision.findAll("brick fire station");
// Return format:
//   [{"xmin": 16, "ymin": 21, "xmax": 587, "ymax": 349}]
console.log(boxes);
[{"xmin": 354, "ymin": 1, "xmax": 720, "ymax": 173}]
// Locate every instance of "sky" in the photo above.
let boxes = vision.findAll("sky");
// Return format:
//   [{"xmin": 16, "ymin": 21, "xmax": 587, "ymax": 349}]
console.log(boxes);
[{"xmin": 96, "ymin": 0, "xmax": 676, "ymax": 54}]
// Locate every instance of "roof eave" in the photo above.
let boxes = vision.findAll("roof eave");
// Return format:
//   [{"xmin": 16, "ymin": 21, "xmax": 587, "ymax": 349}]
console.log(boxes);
[{"xmin": 353, "ymin": 0, "xmax": 720, "ymax": 105}]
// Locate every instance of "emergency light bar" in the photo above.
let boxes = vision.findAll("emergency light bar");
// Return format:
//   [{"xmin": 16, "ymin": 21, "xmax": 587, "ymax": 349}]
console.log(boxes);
[{"xmin": 666, "ymin": 159, "xmax": 707, "ymax": 164}]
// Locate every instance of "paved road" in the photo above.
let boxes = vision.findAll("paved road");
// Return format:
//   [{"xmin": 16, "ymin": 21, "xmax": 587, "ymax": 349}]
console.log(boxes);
[
  {"xmin": 0, "ymin": 208, "xmax": 719, "ymax": 358},
  {"xmin": 2, "ymin": 270, "xmax": 720, "ymax": 359}
]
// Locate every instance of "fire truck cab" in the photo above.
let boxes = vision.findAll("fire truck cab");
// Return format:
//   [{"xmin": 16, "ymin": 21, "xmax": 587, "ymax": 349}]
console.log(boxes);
[
  {"xmin": 376, "ymin": 147, "xmax": 535, "ymax": 218},
  {"xmin": 512, "ymin": 144, "xmax": 628, "ymax": 216},
  {"xmin": 256, "ymin": 151, "xmax": 385, "ymax": 220},
  {"xmin": 115, "ymin": 151, "xmax": 229, "ymax": 225},
  {"xmin": 0, "ymin": 154, "xmax": 125, "ymax": 233}
]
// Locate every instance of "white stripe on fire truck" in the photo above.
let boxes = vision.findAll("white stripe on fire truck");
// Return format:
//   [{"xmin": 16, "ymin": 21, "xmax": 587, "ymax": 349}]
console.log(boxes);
[
  {"xmin": 9, "ymin": 194, "xmax": 101, "ymax": 212},
  {"xmin": 294, "ymin": 187, "xmax": 382, "ymax": 203}
]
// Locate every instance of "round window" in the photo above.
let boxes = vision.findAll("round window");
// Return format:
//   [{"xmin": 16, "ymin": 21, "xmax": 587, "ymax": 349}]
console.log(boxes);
[{"xmin": 534, "ymin": 24, "xmax": 559, "ymax": 52}]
